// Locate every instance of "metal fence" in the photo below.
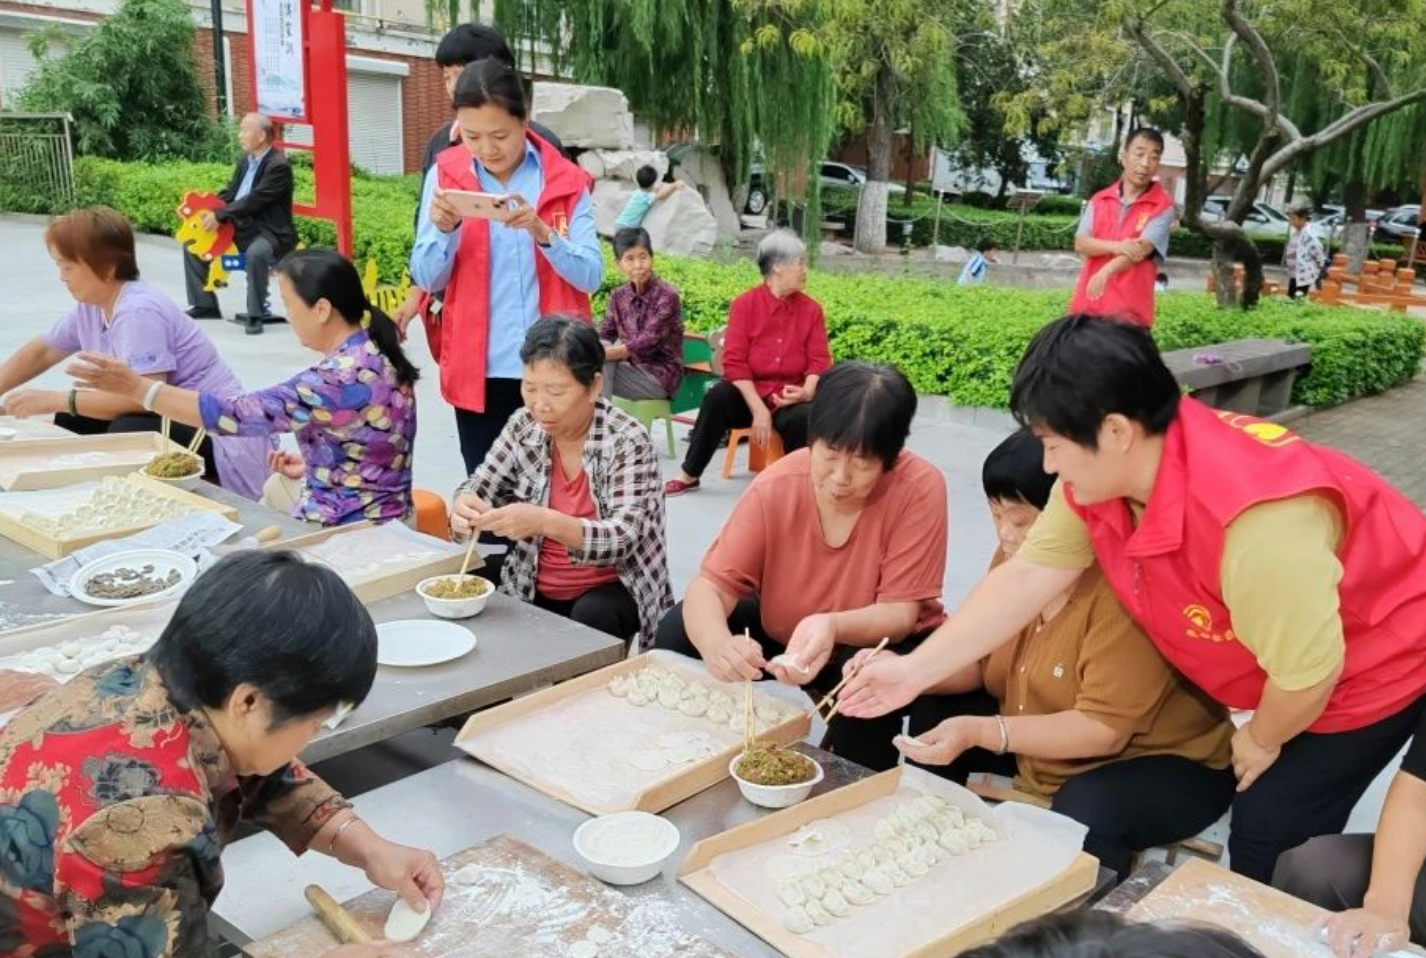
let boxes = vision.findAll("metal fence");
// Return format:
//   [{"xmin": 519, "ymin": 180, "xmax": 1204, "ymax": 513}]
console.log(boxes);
[{"xmin": 0, "ymin": 112, "xmax": 75, "ymax": 214}]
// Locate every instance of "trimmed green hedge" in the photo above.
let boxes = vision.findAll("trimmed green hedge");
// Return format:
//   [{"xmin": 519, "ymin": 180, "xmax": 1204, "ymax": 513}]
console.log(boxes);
[
  {"xmin": 631, "ymin": 255, "xmax": 1425, "ymax": 409},
  {"xmin": 72, "ymin": 156, "xmax": 422, "ymax": 285},
  {"xmin": 9, "ymin": 158, "xmax": 1418, "ymax": 410}
]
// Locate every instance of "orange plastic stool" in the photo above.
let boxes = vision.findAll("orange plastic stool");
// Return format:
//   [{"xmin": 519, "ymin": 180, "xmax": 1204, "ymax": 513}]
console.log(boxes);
[
  {"xmin": 721, "ymin": 428, "xmax": 785, "ymax": 479},
  {"xmin": 413, "ymin": 488, "xmax": 451, "ymax": 540}
]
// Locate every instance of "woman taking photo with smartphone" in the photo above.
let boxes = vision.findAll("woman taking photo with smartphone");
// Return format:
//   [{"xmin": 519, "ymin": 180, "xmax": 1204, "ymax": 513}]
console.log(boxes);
[{"xmin": 409, "ymin": 57, "xmax": 602, "ymax": 477}]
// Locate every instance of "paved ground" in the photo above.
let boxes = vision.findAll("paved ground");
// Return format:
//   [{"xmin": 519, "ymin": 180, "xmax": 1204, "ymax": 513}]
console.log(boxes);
[
  {"xmin": 1294, "ymin": 378, "xmax": 1426, "ymax": 506},
  {"xmin": 3, "ymin": 212, "xmax": 1416, "ymax": 839}
]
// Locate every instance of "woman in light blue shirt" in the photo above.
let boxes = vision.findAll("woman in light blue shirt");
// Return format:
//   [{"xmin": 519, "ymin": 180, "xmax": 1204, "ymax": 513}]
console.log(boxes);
[{"xmin": 410, "ymin": 58, "xmax": 602, "ymax": 475}]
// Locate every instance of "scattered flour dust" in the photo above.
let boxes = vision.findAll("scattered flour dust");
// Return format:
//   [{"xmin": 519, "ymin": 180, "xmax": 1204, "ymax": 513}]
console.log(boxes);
[
  {"xmin": 1132, "ymin": 880, "xmax": 1332, "ymax": 958},
  {"xmin": 411, "ymin": 840, "xmax": 732, "ymax": 958}
]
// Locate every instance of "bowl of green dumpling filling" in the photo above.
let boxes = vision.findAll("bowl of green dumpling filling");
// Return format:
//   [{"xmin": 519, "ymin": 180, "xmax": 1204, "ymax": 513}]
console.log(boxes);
[{"xmin": 416, "ymin": 574, "xmax": 493, "ymax": 619}]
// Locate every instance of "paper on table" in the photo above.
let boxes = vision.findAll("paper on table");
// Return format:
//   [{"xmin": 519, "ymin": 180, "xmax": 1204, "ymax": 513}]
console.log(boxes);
[
  {"xmin": 30, "ymin": 512, "xmax": 243, "ymax": 595},
  {"xmin": 705, "ymin": 767, "xmax": 1087, "ymax": 958}
]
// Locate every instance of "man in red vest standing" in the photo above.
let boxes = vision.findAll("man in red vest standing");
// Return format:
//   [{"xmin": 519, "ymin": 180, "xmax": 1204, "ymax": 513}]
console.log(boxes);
[
  {"xmin": 840, "ymin": 315, "xmax": 1426, "ymax": 885},
  {"xmin": 1070, "ymin": 128, "xmax": 1175, "ymax": 327}
]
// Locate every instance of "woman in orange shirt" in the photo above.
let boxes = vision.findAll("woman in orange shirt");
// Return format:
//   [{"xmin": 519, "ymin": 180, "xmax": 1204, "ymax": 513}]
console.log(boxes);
[{"xmin": 655, "ymin": 361, "xmax": 946, "ymax": 769}]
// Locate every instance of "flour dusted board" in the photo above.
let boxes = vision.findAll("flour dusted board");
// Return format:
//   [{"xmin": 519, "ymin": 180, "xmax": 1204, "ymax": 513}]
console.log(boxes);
[
  {"xmin": 244, "ymin": 836, "xmax": 737, "ymax": 958},
  {"xmin": 0, "ymin": 601, "xmax": 176, "ymax": 684},
  {"xmin": 456, "ymin": 650, "xmax": 811, "ymax": 815},
  {"xmin": 1127, "ymin": 857, "xmax": 1426, "ymax": 958},
  {"xmin": 265, "ymin": 522, "xmax": 467, "ymax": 603},
  {"xmin": 0, "ymin": 417, "xmax": 78, "ymax": 442},
  {"xmin": 0, "ymin": 432, "xmax": 186, "ymax": 491},
  {"xmin": 680, "ymin": 767, "xmax": 1098, "ymax": 958}
]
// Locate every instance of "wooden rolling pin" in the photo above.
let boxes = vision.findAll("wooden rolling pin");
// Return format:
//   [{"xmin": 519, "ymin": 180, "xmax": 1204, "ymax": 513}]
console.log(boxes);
[{"xmin": 304, "ymin": 884, "xmax": 372, "ymax": 944}]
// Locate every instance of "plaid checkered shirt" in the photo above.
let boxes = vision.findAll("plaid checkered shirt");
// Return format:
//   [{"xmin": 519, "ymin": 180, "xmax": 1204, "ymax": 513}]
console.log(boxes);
[{"xmin": 454, "ymin": 398, "xmax": 673, "ymax": 647}]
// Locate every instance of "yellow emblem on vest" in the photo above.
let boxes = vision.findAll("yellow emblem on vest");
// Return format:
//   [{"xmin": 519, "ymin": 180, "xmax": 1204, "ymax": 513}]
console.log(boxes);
[
  {"xmin": 1184, "ymin": 604, "xmax": 1239, "ymax": 644},
  {"xmin": 1214, "ymin": 411, "xmax": 1300, "ymax": 448}
]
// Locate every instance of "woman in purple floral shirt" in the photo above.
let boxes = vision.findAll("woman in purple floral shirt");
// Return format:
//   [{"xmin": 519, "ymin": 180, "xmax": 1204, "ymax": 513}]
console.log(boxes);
[
  {"xmin": 599, "ymin": 228, "xmax": 683, "ymax": 401},
  {"xmin": 69, "ymin": 250, "xmax": 420, "ymax": 526}
]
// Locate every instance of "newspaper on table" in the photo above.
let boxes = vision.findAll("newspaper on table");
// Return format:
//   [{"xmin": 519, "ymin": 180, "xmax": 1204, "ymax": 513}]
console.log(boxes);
[{"xmin": 30, "ymin": 512, "xmax": 243, "ymax": 596}]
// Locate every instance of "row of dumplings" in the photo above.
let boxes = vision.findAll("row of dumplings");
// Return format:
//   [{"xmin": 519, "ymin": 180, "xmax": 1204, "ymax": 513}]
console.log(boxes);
[
  {"xmin": 778, "ymin": 792, "xmax": 998, "ymax": 935},
  {"xmin": 607, "ymin": 666, "xmax": 801, "ymax": 732}
]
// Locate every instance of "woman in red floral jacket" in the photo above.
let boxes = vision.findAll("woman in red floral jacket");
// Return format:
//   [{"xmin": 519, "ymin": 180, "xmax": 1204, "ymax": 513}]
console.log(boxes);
[{"xmin": 0, "ymin": 551, "xmax": 442, "ymax": 958}]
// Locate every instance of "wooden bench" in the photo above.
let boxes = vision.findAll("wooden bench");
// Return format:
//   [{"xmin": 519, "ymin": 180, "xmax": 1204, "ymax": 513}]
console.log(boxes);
[{"xmin": 1161, "ymin": 338, "xmax": 1311, "ymax": 417}]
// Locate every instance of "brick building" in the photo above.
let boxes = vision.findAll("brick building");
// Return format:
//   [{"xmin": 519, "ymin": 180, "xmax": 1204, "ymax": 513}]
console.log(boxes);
[{"xmin": 0, "ymin": 0, "xmax": 465, "ymax": 175}]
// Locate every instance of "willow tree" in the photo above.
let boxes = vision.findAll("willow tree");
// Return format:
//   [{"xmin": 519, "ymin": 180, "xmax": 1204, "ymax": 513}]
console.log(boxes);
[
  {"xmin": 1004, "ymin": 0, "xmax": 1426, "ymax": 307},
  {"xmin": 808, "ymin": 0, "xmax": 963, "ymax": 252},
  {"xmin": 487, "ymin": 0, "xmax": 837, "ymax": 245}
]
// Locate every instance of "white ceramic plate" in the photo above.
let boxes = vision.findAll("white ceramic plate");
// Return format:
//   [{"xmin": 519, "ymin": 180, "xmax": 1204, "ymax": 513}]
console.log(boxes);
[
  {"xmin": 376, "ymin": 619, "xmax": 476, "ymax": 667},
  {"xmin": 69, "ymin": 548, "xmax": 197, "ymax": 607}
]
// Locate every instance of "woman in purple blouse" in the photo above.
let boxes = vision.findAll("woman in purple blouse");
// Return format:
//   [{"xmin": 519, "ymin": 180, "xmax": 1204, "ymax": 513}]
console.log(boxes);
[
  {"xmin": 70, "ymin": 250, "xmax": 420, "ymax": 527},
  {"xmin": 599, "ymin": 228, "xmax": 683, "ymax": 401}
]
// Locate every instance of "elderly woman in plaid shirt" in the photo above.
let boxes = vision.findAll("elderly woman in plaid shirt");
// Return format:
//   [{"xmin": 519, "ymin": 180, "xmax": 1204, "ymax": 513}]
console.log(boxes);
[{"xmin": 451, "ymin": 318, "xmax": 672, "ymax": 647}]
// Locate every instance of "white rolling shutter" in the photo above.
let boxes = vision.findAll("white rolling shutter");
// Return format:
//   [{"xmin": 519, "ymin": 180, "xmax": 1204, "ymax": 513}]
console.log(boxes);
[{"xmin": 346, "ymin": 71, "xmax": 403, "ymax": 175}]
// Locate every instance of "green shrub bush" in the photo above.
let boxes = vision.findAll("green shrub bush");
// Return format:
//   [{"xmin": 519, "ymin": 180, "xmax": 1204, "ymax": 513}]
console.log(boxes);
[{"xmin": 11, "ymin": 158, "xmax": 1418, "ymax": 410}]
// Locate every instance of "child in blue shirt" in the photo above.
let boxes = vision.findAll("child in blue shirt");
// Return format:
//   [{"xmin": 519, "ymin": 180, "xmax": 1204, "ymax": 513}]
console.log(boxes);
[
  {"xmin": 615, "ymin": 165, "xmax": 685, "ymax": 229},
  {"xmin": 958, "ymin": 237, "xmax": 999, "ymax": 285}
]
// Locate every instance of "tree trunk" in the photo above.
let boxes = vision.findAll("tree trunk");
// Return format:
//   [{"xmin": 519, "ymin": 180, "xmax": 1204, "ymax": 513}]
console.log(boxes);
[
  {"xmin": 1240, "ymin": 238, "xmax": 1264, "ymax": 310},
  {"xmin": 854, "ymin": 68, "xmax": 894, "ymax": 253},
  {"xmin": 1212, "ymin": 238, "xmax": 1238, "ymax": 307},
  {"xmin": 1343, "ymin": 222, "xmax": 1371, "ymax": 272}
]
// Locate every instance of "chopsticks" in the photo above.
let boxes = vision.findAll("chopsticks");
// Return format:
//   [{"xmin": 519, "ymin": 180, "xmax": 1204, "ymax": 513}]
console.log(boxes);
[
  {"xmin": 161, "ymin": 416, "xmax": 171, "ymax": 447},
  {"xmin": 458, "ymin": 534, "xmax": 478, "ymax": 578},
  {"xmin": 742, "ymin": 628, "xmax": 756, "ymax": 752},
  {"xmin": 185, "ymin": 428, "xmax": 206, "ymax": 455},
  {"xmin": 812, "ymin": 636, "xmax": 890, "ymax": 724}
]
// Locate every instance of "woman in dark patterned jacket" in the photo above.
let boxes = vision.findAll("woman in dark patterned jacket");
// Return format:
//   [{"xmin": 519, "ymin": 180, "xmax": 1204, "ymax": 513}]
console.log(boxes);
[
  {"xmin": 451, "ymin": 318, "xmax": 672, "ymax": 649},
  {"xmin": 0, "ymin": 551, "xmax": 443, "ymax": 958}
]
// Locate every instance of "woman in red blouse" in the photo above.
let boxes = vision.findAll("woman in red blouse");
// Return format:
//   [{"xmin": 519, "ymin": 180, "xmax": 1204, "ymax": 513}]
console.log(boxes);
[
  {"xmin": 0, "ymin": 551, "xmax": 442, "ymax": 958},
  {"xmin": 663, "ymin": 230, "xmax": 831, "ymax": 496}
]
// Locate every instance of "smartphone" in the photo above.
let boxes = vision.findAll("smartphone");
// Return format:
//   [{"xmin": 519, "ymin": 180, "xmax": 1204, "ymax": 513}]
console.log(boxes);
[{"xmin": 442, "ymin": 190, "xmax": 510, "ymax": 220}]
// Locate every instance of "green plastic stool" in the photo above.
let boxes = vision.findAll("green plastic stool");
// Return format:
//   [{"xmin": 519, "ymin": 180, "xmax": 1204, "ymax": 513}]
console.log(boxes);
[{"xmin": 613, "ymin": 397, "xmax": 677, "ymax": 458}]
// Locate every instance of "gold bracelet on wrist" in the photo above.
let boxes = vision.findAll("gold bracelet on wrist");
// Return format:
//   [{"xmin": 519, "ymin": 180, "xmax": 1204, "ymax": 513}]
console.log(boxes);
[{"xmin": 327, "ymin": 814, "xmax": 362, "ymax": 855}]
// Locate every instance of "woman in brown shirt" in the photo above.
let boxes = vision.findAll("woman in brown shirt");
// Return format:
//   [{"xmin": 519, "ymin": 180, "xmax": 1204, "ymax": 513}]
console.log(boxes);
[
  {"xmin": 656, "ymin": 362, "xmax": 947, "ymax": 770},
  {"xmin": 895, "ymin": 428, "xmax": 1234, "ymax": 879}
]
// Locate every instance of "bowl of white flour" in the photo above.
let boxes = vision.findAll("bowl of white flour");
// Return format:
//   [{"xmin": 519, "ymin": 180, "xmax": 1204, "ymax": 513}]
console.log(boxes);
[{"xmin": 573, "ymin": 810, "xmax": 681, "ymax": 885}]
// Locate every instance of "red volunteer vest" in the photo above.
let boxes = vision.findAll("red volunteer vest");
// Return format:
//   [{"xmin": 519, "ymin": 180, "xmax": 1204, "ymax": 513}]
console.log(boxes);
[
  {"xmin": 434, "ymin": 132, "xmax": 593, "ymax": 412},
  {"xmin": 1066, "ymin": 398, "xmax": 1426, "ymax": 733},
  {"xmin": 1068, "ymin": 180, "xmax": 1173, "ymax": 328}
]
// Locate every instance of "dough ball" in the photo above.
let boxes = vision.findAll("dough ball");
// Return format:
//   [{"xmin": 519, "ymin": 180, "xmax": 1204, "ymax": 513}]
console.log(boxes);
[
  {"xmin": 864, "ymin": 868, "xmax": 894, "ymax": 896},
  {"xmin": 800, "ymin": 875, "xmax": 826, "ymax": 899},
  {"xmin": 451, "ymin": 865, "xmax": 482, "ymax": 886},
  {"xmin": 805, "ymin": 899, "xmax": 833, "ymax": 926},
  {"xmin": 822, "ymin": 888, "xmax": 851, "ymax": 918},
  {"xmin": 569, "ymin": 941, "xmax": 598, "ymax": 958},
  {"xmin": 777, "ymin": 879, "xmax": 805, "ymax": 908},
  {"xmin": 586, "ymin": 926, "xmax": 613, "ymax": 946},
  {"xmin": 783, "ymin": 906, "xmax": 815, "ymax": 935},
  {"xmin": 384, "ymin": 898, "xmax": 432, "ymax": 942},
  {"xmin": 940, "ymin": 830, "xmax": 970, "ymax": 856},
  {"xmin": 843, "ymin": 879, "xmax": 873, "ymax": 905}
]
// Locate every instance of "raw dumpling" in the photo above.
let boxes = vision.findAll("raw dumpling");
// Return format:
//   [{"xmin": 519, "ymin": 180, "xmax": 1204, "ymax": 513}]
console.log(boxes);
[
  {"xmin": 608, "ymin": 675, "xmax": 632, "ymax": 697},
  {"xmin": 783, "ymin": 906, "xmax": 815, "ymax": 935},
  {"xmin": 805, "ymin": 899, "xmax": 833, "ymax": 926},
  {"xmin": 678, "ymin": 697, "xmax": 709, "ymax": 718},
  {"xmin": 864, "ymin": 868, "xmax": 894, "ymax": 896},
  {"xmin": 658, "ymin": 686, "xmax": 683, "ymax": 710},
  {"xmin": 940, "ymin": 829, "xmax": 970, "ymax": 855},
  {"xmin": 874, "ymin": 819, "xmax": 899, "ymax": 841},
  {"xmin": 801, "ymin": 875, "xmax": 826, "ymax": 899},
  {"xmin": 628, "ymin": 688, "xmax": 652, "ymax": 707},
  {"xmin": 838, "ymin": 858, "xmax": 862, "ymax": 882},
  {"xmin": 885, "ymin": 862, "xmax": 913, "ymax": 887},
  {"xmin": 707, "ymin": 707, "xmax": 730, "ymax": 724},
  {"xmin": 843, "ymin": 879, "xmax": 873, "ymax": 905},
  {"xmin": 777, "ymin": 880, "xmax": 805, "ymax": 908},
  {"xmin": 901, "ymin": 852, "xmax": 929, "ymax": 878},
  {"xmin": 818, "ymin": 866, "xmax": 845, "ymax": 891},
  {"xmin": 822, "ymin": 889, "xmax": 851, "ymax": 917}
]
